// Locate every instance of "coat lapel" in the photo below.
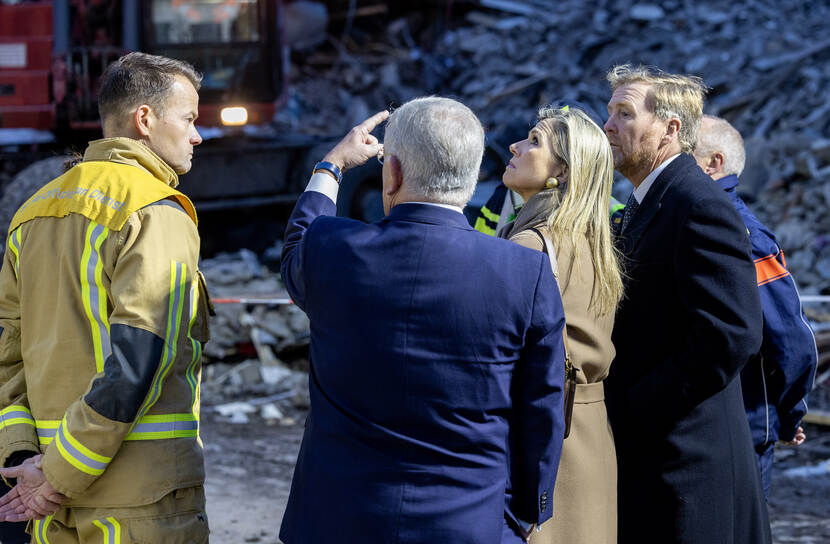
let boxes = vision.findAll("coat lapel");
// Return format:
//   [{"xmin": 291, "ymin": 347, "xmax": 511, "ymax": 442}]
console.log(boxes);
[{"xmin": 621, "ymin": 154, "xmax": 693, "ymax": 255}]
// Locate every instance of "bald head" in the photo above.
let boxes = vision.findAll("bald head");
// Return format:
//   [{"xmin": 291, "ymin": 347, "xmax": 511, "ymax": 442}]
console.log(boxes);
[{"xmin": 694, "ymin": 115, "xmax": 746, "ymax": 180}]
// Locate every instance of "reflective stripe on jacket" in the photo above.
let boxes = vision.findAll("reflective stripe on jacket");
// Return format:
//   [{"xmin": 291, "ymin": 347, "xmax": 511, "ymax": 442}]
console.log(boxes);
[
  {"xmin": 474, "ymin": 183, "xmax": 510, "ymax": 235},
  {"xmin": 717, "ymin": 174, "xmax": 817, "ymax": 445},
  {"xmin": 0, "ymin": 137, "xmax": 211, "ymax": 507}
]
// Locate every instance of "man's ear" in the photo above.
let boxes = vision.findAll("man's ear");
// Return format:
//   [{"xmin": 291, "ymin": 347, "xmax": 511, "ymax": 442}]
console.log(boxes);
[
  {"xmin": 385, "ymin": 155, "xmax": 403, "ymax": 196},
  {"xmin": 704, "ymin": 151, "xmax": 725, "ymax": 176},
  {"xmin": 133, "ymin": 105, "xmax": 153, "ymax": 137},
  {"xmin": 662, "ymin": 118, "xmax": 681, "ymax": 145}
]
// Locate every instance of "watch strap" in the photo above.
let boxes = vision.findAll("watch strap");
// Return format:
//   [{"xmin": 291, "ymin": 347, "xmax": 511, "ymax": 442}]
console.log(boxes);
[{"xmin": 313, "ymin": 161, "xmax": 343, "ymax": 184}]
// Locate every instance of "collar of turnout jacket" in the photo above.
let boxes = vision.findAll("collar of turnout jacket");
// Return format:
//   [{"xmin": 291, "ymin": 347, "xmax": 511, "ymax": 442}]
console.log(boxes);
[{"xmin": 9, "ymin": 138, "xmax": 197, "ymax": 234}]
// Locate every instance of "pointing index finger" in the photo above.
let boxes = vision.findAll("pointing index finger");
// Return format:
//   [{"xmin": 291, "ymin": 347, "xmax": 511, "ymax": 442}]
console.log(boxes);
[{"xmin": 357, "ymin": 110, "xmax": 390, "ymax": 134}]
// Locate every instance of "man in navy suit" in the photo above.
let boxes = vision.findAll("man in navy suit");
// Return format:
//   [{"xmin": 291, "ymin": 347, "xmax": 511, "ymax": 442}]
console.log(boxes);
[
  {"xmin": 279, "ymin": 98, "xmax": 567, "ymax": 544},
  {"xmin": 604, "ymin": 65, "xmax": 771, "ymax": 543}
]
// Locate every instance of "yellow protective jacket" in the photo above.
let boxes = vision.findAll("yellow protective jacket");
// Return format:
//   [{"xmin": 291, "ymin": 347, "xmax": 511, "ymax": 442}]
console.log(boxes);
[{"xmin": 0, "ymin": 138, "xmax": 211, "ymax": 507}]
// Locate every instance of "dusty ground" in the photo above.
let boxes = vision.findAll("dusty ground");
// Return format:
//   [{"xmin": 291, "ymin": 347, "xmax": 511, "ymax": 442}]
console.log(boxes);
[
  {"xmin": 202, "ymin": 411, "xmax": 830, "ymax": 544},
  {"xmin": 202, "ymin": 410, "xmax": 305, "ymax": 544}
]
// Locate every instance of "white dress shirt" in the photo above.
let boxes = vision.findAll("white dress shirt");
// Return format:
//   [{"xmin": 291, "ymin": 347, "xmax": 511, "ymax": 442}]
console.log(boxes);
[
  {"xmin": 304, "ymin": 173, "xmax": 464, "ymax": 214},
  {"xmin": 632, "ymin": 154, "xmax": 680, "ymax": 204}
]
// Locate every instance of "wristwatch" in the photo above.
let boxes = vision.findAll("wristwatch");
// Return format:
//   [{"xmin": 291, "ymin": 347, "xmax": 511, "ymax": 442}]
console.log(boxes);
[{"xmin": 313, "ymin": 161, "xmax": 343, "ymax": 184}]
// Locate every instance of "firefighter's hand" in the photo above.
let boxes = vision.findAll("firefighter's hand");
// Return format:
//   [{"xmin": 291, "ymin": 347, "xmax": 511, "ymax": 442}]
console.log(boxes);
[
  {"xmin": 0, "ymin": 455, "xmax": 65, "ymax": 521},
  {"xmin": 323, "ymin": 110, "xmax": 389, "ymax": 173}
]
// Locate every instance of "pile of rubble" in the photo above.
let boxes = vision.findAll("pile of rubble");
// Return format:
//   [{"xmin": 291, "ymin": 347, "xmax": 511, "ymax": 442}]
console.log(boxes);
[
  {"xmin": 751, "ymin": 138, "xmax": 830, "ymax": 295},
  {"xmin": 281, "ymin": 0, "xmax": 830, "ymax": 295},
  {"xmin": 199, "ymin": 248, "xmax": 310, "ymax": 421}
]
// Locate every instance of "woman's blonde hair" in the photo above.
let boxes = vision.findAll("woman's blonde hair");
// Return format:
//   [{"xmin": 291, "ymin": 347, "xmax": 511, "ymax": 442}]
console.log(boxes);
[{"xmin": 537, "ymin": 106, "xmax": 623, "ymax": 316}]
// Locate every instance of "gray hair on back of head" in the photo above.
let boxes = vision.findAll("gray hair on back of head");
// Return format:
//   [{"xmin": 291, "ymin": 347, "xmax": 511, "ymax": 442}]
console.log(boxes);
[
  {"xmin": 698, "ymin": 115, "xmax": 746, "ymax": 177},
  {"xmin": 384, "ymin": 97, "xmax": 484, "ymax": 207}
]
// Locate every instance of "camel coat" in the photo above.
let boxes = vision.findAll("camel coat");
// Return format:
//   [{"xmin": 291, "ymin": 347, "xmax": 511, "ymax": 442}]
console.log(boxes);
[{"xmin": 499, "ymin": 190, "xmax": 617, "ymax": 544}]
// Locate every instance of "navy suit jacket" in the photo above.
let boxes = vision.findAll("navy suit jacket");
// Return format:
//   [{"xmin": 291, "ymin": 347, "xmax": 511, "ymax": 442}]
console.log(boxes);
[
  {"xmin": 606, "ymin": 154, "xmax": 770, "ymax": 544},
  {"xmin": 279, "ymin": 191, "xmax": 566, "ymax": 544}
]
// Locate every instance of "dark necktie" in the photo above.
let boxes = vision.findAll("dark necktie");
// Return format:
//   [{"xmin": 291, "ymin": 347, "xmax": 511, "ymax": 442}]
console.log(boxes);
[{"xmin": 620, "ymin": 194, "xmax": 639, "ymax": 233}]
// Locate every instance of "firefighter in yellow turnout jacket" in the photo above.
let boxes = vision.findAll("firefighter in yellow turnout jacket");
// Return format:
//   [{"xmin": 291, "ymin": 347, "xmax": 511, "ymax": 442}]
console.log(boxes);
[{"xmin": 0, "ymin": 53, "xmax": 210, "ymax": 543}]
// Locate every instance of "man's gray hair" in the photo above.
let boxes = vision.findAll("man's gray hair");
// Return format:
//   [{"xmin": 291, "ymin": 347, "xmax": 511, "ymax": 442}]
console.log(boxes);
[
  {"xmin": 384, "ymin": 97, "xmax": 484, "ymax": 207},
  {"xmin": 697, "ymin": 115, "xmax": 746, "ymax": 176},
  {"xmin": 98, "ymin": 52, "xmax": 202, "ymax": 122}
]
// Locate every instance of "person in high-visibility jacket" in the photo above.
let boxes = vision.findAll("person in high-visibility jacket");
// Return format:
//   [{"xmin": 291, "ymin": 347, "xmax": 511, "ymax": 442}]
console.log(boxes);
[
  {"xmin": 0, "ymin": 52, "xmax": 211, "ymax": 543},
  {"xmin": 694, "ymin": 115, "xmax": 817, "ymax": 499}
]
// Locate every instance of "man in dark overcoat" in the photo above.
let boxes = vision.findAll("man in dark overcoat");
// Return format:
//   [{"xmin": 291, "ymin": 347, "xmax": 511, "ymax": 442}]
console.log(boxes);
[{"xmin": 603, "ymin": 64, "xmax": 771, "ymax": 544}]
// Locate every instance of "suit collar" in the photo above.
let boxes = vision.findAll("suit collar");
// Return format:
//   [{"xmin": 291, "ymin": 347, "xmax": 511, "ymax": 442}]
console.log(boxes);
[
  {"xmin": 383, "ymin": 202, "xmax": 473, "ymax": 229},
  {"xmin": 620, "ymin": 153, "xmax": 695, "ymax": 254}
]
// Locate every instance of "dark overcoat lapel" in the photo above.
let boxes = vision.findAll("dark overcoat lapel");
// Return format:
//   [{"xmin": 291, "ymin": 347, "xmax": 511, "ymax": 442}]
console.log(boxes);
[{"xmin": 619, "ymin": 157, "xmax": 682, "ymax": 255}]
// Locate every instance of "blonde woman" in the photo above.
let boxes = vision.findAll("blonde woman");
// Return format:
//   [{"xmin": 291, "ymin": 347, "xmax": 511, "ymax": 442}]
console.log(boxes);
[{"xmin": 499, "ymin": 106, "xmax": 622, "ymax": 544}]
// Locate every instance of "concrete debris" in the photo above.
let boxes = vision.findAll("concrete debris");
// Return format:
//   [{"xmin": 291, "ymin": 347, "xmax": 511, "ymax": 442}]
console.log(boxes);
[
  {"xmin": 261, "ymin": 403, "xmax": 295, "ymax": 426},
  {"xmin": 197, "ymin": 249, "xmax": 310, "ymax": 404},
  {"xmin": 260, "ymin": 364, "xmax": 295, "ymax": 386},
  {"xmin": 261, "ymin": 403, "xmax": 284, "ymax": 421},
  {"xmin": 199, "ymin": 249, "xmax": 310, "ymax": 364},
  {"xmin": 781, "ymin": 459, "xmax": 830, "ymax": 479},
  {"xmin": 202, "ymin": 358, "xmax": 309, "ymax": 405},
  {"xmin": 629, "ymin": 4, "xmax": 664, "ymax": 21},
  {"xmin": 214, "ymin": 401, "xmax": 257, "ymax": 424}
]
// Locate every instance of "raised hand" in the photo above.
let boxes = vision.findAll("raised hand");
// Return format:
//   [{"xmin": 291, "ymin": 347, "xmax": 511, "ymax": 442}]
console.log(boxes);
[{"xmin": 323, "ymin": 110, "xmax": 389, "ymax": 173}]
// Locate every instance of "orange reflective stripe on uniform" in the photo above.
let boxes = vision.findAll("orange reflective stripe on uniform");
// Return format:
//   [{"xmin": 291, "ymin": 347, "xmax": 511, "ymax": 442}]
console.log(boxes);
[
  {"xmin": 54, "ymin": 416, "xmax": 112, "ymax": 476},
  {"xmin": 33, "ymin": 514, "xmax": 53, "ymax": 544},
  {"xmin": 0, "ymin": 405, "xmax": 35, "ymax": 431},
  {"xmin": 92, "ymin": 517, "xmax": 121, "ymax": 544},
  {"xmin": 134, "ymin": 261, "xmax": 187, "ymax": 420},
  {"xmin": 80, "ymin": 222, "xmax": 111, "ymax": 372},
  {"xmin": 8, "ymin": 227, "xmax": 22, "ymax": 279},
  {"xmin": 187, "ymin": 278, "xmax": 202, "ymax": 422},
  {"xmin": 754, "ymin": 253, "xmax": 789, "ymax": 287}
]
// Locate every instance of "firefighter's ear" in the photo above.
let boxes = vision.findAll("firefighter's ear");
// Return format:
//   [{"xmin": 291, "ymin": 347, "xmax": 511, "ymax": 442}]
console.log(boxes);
[{"xmin": 133, "ymin": 104, "xmax": 153, "ymax": 137}]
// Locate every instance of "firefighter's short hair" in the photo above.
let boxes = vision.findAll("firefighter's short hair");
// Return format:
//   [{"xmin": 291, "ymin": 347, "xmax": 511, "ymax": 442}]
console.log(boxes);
[{"xmin": 98, "ymin": 52, "xmax": 202, "ymax": 122}]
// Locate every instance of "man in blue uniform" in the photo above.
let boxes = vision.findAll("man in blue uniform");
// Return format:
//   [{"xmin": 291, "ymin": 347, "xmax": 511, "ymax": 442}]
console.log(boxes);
[{"xmin": 694, "ymin": 114, "xmax": 817, "ymax": 498}]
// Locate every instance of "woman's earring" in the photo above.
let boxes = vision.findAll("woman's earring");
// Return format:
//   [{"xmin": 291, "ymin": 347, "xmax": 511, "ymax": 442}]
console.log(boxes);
[{"xmin": 545, "ymin": 177, "xmax": 559, "ymax": 189}]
